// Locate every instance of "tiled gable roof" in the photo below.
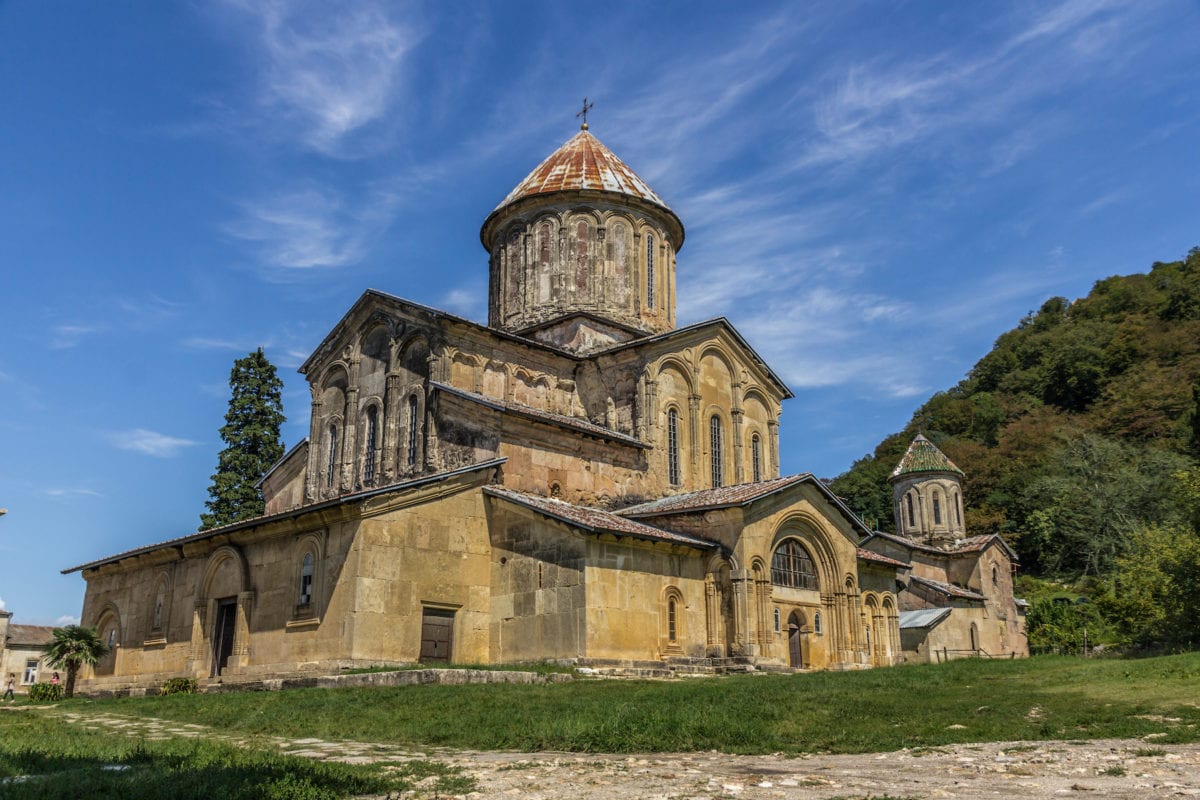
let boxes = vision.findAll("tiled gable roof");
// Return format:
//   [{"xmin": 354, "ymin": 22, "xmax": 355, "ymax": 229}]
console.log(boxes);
[
  {"xmin": 857, "ymin": 548, "xmax": 910, "ymax": 568},
  {"xmin": 484, "ymin": 487, "xmax": 718, "ymax": 549},
  {"xmin": 432, "ymin": 382, "xmax": 648, "ymax": 448},
  {"xmin": 891, "ymin": 434, "xmax": 964, "ymax": 479},
  {"xmin": 6, "ymin": 624, "xmax": 57, "ymax": 647},
  {"xmin": 618, "ymin": 475, "xmax": 811, "ymax": 516},
  {"xmin": 63, "ymin": 459, "xmax": 507, "ymax": 574},
  {"xmin": 910, "ymin": 575, "xmax": 985, "ymax": 601}
]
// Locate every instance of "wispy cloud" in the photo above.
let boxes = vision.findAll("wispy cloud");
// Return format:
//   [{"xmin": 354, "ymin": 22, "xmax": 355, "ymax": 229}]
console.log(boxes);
[
  {"xmin": 109, "ymin": 428, "xmax": 198, "ymax": 458},
  {"xmin": 56, "ymin": 615, "xmax": 79, "ymax": 626},
  {"xmin": 222, "ymin": 0, "xmax": 422, "ymax": 157},
  {"xmin": 225, "ymin": 183, "xmax": 401, "ymax": 274},
  {"xmin": 44, "ymin": 487, "xmax": 104, "ymax": 498},
  {"xmin": 0, "ymin": 597, "xmax": 6, "ymax": 611},
  {"xmin": 49, "ymin": 323, "xmax": 104, "ymax": 349},
  {"xmin": 182, "ymin": 336, "xmax": 259, "ymax": 351}
]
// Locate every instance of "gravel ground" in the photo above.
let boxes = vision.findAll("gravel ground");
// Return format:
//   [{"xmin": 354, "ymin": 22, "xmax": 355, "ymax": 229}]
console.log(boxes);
[{"xmin": 39, "ymin": 709, "xmax": 1200, "ymax": 799}]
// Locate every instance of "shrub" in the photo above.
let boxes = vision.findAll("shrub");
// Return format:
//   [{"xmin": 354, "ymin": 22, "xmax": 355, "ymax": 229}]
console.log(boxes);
[
  {"xmin": 28, "ymin": 682, "xmax": 65, "ymax": 702},
  {"xmin": 160, "ymin": 677, "xmax": 198, "ymax": 695}
]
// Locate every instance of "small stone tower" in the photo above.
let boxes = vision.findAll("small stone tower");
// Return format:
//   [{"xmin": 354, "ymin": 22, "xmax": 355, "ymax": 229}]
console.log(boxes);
[
  {"xmin": 479, "ymin": 126, "xmax": 684, "ymax": 352},
  {"xmin": 890, "ymin": 434, "xmax": 966, "ymax": 547}
]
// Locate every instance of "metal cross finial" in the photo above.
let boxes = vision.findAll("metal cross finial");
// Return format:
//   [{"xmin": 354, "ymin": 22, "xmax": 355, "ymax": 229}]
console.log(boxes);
[{"xmin": 576, "ymin": 96, "xmax": 594, "ymax": 130}]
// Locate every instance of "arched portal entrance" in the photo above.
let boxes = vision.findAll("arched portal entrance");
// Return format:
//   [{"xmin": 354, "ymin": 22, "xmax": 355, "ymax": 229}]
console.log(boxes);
[{"xmin": 787, "ymin": 610, "xmax": 808, "ymax": 668}]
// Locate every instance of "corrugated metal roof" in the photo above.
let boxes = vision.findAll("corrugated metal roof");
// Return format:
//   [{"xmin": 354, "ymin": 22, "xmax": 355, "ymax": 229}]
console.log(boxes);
[
  {"xmin": 493, "ymin": 130, "xmax": 671, "ymax": 214},
  {"xmin": 899, "ymin": 608, "xmax": 952, "ymax": 629},
  {"xmin": 484, "ymin": 487, "xmax": 718, "ymax": 549},
  {"xmin": 891, "ymin": 434, "xmax": 964, "ymax": 479}
]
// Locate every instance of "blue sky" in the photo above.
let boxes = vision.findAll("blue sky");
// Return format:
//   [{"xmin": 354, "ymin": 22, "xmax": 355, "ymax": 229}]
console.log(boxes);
[{"xmin": 2, "ymin": 1, "xmax": 1198, "ymax": 625}]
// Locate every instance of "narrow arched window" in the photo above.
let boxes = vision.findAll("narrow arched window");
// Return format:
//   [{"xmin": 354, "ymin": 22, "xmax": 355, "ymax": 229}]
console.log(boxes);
[
  {"xmin": 153, "ymin": 588, "xmax": 164, "ymax": 631},
  {"xmin": 107, "ymin": 626, "xmax": 116, "ymax": 648},
  {"xmin": 646, "ymin": 233, "xmax": 655, "ymax": 308},
  {"xmin": 363, "ymin": 406, "xmax": 378, "ymax": 483},
  {"xmin": 406, "ymin": 394, "xmax": 419, "ymax": 467},
  {"xmin": 667, "ymin": 598, "xmax": 677, "ymax": 642},
  {"xmin": 575, "ymin": 220, "xmax": 589, "ymax": 291},
  {"xmin": 992, "ymin": 565, "xmax": 999, "ymax": 586},
  {"xmin": 814, "ymin": 612, "xmax": 823, "ymax": 635},
  {"xmin": 751, "ymin": 434, "xmax": 762, "ymax": 482},
  {"xmin": 709, "ymin": 415, "xmax": 724, "ymax": 488},
  {"xmin": 771, "ymin": 540, "xmax": 818, "ymax": 590},
  {"xmin": 933, "ymin": 493, "xmax": 942, "ymax": 525},
  {"xmin": 299, "ymin": 553, "xmax": 314, "ymax": 606},
  {"xmin": 773, "ymin": 607, "xmax": 781, "ymax": 633},
  {"xmin": 326, "ymin": 424, "xmax": 338, "ymax": 488},
  {"xmin": 866, "ymin": 625, "xmax": 871, "ymax": 650},
  {"xmin": 906, "ymin": 493, "xmax": 915, "ymax": 528},
  {"xmin": 667, "ymin": 408, "xmax": 680, "ymax": 486},
  {"xmin": 956, "ymin": 492, "xmax": 963, "ymax": 526}
]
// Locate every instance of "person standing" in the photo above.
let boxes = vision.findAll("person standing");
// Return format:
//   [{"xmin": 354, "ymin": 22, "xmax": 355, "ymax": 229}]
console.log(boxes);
[{"xmin": 3, "ymin": 674, "xmax": 14, "ymax": 701}]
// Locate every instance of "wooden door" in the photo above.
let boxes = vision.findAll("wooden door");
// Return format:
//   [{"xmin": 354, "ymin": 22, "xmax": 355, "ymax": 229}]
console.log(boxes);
[
  {"xmin": 787, "ymin": 611, "xmax": 804, "ymax": 668},
  {"xmin": 419, "ymin": 608, "xmax": 454, "ymax": 663},
  {"xmin": 211, "ymin": 599, "xmax": 237, "ymax": 677}
]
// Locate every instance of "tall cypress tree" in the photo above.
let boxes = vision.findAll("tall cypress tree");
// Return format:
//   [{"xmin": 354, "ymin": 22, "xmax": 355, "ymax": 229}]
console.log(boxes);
[{"xmin": 200, "ymin": 348, "xmax": 285, "ymax": 530}]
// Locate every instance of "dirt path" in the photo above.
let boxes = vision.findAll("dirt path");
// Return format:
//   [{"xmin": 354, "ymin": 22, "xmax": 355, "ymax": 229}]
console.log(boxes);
[{"xmin": 51, "ymin": 709, "xmax": 1200, "ymax": 798}]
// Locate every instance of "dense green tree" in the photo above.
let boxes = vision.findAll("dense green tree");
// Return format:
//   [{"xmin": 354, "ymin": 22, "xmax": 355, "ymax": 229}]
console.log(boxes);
[
  {"xmin": 200, "ymin": 348, "xmax": 285, "ymax": 530},
  {"xmin": 1099, "ymin": 522, "xmax": 1200, "ymax": 648},
  {"xmin": 1012, "ymin": 433, "xmax": 1188, "ymax": 576},
  {"xmin": 43, "ymin": 625, "xmax": 109, "ymax": 698},
  {"xmin": 830, "ymin": 247, "xmax": 1200, "ymax": 585}
]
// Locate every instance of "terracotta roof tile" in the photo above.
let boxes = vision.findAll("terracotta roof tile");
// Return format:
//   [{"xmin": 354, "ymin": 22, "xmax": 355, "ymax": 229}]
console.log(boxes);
[
  {"xmin": 484, "ymin": 487, "xmax": 718, "ymax": 549},
  {"xmin": 856, "ymin": 548, "xmax": 910, "ymax": 568},
  {"xmin": 910, "ymin": 575, "xmax": 985, "ymax": 601},
  {"xmin": 6, "ymin": 624, "xmax": 57, "ymax": 647},
  {"xmin": 891, "ymin": 434, "xmax": 964, "ymax": 479},
  {"xmin": 432, "ymin": 382, "xmax": 648, "ymax": 448},
  {"xmin": 619, "ymin": 475, "xmax": 811, "ymax": 517},
  {"xmin": 494, "ymin": 130, "xmax": 671, "ymax": 213},
  {"xmin": 63, "ymin": 459, "xmax": 508, "ymax": 574}
]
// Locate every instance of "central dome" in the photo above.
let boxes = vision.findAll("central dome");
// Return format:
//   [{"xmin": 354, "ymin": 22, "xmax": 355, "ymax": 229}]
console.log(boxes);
[{"xmin": 481, "ymin": 129, "xmax": 684, "ymax": 349}]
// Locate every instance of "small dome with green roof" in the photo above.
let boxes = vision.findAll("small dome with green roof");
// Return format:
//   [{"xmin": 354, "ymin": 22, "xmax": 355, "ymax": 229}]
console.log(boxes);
[{"xmin": 889, "ymin": 434, "xmax": 964, "ymax": 480}]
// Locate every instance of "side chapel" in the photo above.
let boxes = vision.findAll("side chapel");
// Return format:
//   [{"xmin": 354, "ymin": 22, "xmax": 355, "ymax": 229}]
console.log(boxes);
[{"xmin": 65, "ymin": 122, "xmax": 1024, "ymax": 691}]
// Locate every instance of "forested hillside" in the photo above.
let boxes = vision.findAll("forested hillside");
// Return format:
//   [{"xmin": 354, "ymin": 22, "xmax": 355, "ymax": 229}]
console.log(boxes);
[{"xmin": 830, "ymin": 248, "xmax": 1200, "ymax": 625}]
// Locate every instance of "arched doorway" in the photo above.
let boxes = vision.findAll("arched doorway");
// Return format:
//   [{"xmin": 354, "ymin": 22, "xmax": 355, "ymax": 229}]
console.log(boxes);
[{"xmin": 787, "ymin": 610, "xmax": 808, "ymax": 668}]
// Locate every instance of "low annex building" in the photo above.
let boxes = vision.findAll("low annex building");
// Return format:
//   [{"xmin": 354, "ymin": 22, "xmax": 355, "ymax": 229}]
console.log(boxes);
[
  {"xmin": 861, "ymin": 435, "xmax": 1029, "ymax": 662},
  {"xmin": 0, "ymin": 611, "xmax": 58, "ymax": 692},
  {"xmin": 64, "ymin": 124, "xmax": 1022, "ymax": 691}
]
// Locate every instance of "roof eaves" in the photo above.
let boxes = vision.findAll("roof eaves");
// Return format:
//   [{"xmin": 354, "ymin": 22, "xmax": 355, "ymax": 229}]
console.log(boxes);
[
  {"xmin": 433, "ymin": 382, "xmax": 649, "ymax": 448},
  {"xmin": 255, "ymin": 438, "xmax": 309, "ymax": 490},
  {"xmin": 62, "ymin": 458, "xmax": 508, "ymax": 575}
]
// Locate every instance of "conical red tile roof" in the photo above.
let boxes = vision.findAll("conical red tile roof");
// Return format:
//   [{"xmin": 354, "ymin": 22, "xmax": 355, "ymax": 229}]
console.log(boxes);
[{"xmin": 493, "ymin": 129, "xmax": 671, "ymax": 212}]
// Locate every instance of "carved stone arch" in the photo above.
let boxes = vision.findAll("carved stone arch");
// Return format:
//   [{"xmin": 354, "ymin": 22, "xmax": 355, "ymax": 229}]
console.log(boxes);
[
  {"xmin": 148, "ymin": 568, "xmax": 173, "ymax": 638},
  {"xmin": 318, "ymin": 362, "xmax": 350, "ymax": 391},
  {"xmin": 602, "ymin": 209, "xmax": 638, "ymax": 229},
  {"xmin": 91, "ymin": 601, "xmax": 123, "ymax": 676},
  {"xmin": 697, "ymin": 344, "xmax": 737, "ymax": 379},
  {"xmin": 661, "ymin": 584, "xmax": 686, "ymax": 652},
  {"xmin": 293, "ymin": 530, "xmax": 327, "ymax": 618},
  {"xmin": 770, "ymin": 514, "xmax": 841, "ymax": 591},
  {"xmin": 200, "ymin": 545, "xmax": 250, "ymax": 603},
  {"xmin": 703, "ymin": 553, "xmax": 738, "ymax": 657},
  {"xmin": 567, "ymin": 206, "xmax": 603, "ymax": 225},
  {"xmin": 358, "ymin": 318, "xmax": 391, "ymax": 352},
  {"xmin": 653, "ymin": 356, "xmax": 697, "ymax": 396}
]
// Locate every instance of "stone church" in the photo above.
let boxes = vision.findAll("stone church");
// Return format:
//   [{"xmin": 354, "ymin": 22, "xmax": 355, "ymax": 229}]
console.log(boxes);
[{"xmin": 64, "ymin": 124, "xmax": 1024, "ymax": 691}]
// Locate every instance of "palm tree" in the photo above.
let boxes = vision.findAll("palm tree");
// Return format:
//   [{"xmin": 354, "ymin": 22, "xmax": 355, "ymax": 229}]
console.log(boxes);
[{"xmin": 43, "ymin": 625, "xmax": 109, "ymax": 698}]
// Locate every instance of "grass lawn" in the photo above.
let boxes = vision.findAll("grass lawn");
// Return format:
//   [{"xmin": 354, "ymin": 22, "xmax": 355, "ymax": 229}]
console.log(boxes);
[
  {"xmin": 0, "ymin": 712, "xmax": 472, "ymax": 799},
  {"xmin": 46, "ymin": 652, "xmax": 1200, "ymax": 755}
]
